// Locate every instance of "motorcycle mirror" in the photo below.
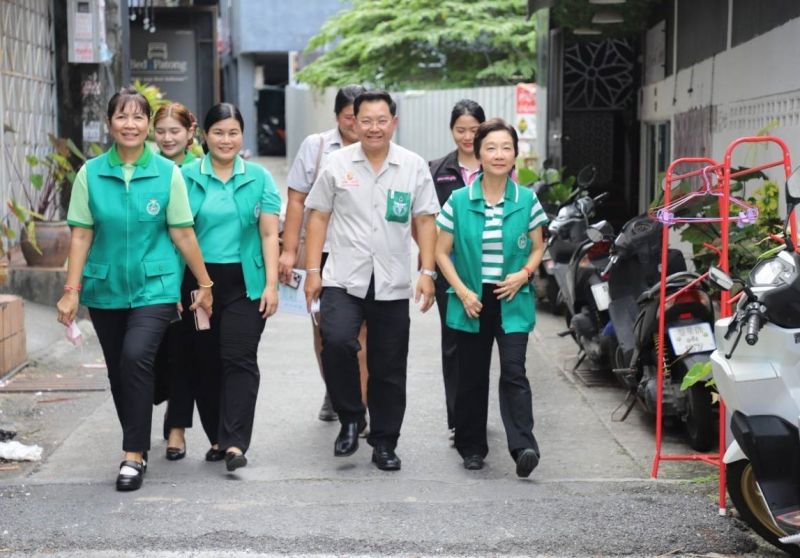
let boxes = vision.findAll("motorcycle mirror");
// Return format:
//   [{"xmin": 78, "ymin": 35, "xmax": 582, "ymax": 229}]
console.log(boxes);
[
  {"xmin": 708, "ymin": 266, "xmax": 734, "ymax": 291},
  {"xmin": 786, "ymin": 166, "xmax": 800, "ymax": 207},
  {"xmin": 586, "ymin": 227, "xmax": 603, "ymax": 243},
  {"xmin": 576, "ymin": 164, "xmax": 597, "ymax": 188}
]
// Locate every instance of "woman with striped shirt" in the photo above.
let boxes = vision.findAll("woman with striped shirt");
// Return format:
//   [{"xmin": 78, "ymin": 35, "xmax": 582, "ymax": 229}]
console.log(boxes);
[{"xmin": 434, "ymin": 118, "xmax": 548, "ymax": 477}]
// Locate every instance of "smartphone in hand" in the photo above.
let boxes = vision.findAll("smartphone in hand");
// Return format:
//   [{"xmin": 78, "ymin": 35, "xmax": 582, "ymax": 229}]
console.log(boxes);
[{"xmin": 190, "ymin": 289, "xmax": 211, "ymax": 331}]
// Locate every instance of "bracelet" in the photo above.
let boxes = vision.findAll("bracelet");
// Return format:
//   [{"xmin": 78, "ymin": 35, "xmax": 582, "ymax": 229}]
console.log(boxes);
[
  {"xmin": 522, "ymin": 265, "xmax": 533, "ymax": 277},
  {"xmin": 306, "ymin": 268, "xmax": 321, "ymax": 273},
  {"xmin": 197, "ymin": 280, "xmax": 214, "ymax": 288},
  {"xmin": 63, "ymin": 284, "xmax": 82, "ymax": 293}
]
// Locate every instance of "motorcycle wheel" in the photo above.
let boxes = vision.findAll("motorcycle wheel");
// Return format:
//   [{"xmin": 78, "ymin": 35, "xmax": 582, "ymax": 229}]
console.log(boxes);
[
  {"xmin": 727, "ymin": 460, "xmax": 800, "ymax": 557},
  {"xmin": 685, "ymin": 384, "xmax": 714, "ymax": 452}
]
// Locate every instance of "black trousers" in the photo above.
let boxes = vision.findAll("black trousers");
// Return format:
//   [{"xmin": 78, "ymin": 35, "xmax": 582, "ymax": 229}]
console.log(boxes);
[
  {"xmin": 320, "ymin": 280, "xmax": 409, "ymax": 449},
  {"xmin": 454, "ymin": 284, "xmax": 539, "ymax": 461},
  {"xmin": 158, "ymin": 319, "xmax": 194, "ymax": 430},
  {"xmin": 434, "ymin": 276, "xmax": 458, "ymax": 430},
  {"xmin": 182, "ymin": 263, "xmax": 266, "ymax": 453},
  {"xmin": 90, "ymin": 304, "xmax": 175, "ymax": 452}
]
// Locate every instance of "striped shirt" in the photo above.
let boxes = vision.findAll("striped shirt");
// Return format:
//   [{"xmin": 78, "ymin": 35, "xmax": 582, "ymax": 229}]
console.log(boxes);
[{"xmin": 436, "ymin": 192, "xmax": 549, "ymax": 283}]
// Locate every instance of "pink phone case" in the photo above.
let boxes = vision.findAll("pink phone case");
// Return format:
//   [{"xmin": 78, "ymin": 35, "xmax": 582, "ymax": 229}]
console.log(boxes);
[{"xmin": 191, "ymin": 290, "xmax": 211, "ymax": 330}]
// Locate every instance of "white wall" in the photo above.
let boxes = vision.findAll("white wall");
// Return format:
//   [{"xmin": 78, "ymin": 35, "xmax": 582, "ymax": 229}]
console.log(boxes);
[{"xmin": 640, "ymin": 17, "xmax": 800, "ymax": 199}]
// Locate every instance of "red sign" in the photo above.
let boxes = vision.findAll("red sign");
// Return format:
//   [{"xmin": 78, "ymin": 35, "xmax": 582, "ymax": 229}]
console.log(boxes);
[{"xmin": 515, "ymin": 83, "xmax": 537, "ymax": 115}]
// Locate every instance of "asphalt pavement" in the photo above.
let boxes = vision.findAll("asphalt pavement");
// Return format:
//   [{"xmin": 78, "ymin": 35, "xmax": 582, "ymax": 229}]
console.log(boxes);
[{"xmin": 0, "ymin": 157, "xmax": 784, "ymax": 557}]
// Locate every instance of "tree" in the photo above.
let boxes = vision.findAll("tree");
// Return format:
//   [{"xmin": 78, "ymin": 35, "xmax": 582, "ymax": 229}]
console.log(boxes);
[{"xmin": 297, "ymin": 0, "xmax": 536, "ymax": 89}]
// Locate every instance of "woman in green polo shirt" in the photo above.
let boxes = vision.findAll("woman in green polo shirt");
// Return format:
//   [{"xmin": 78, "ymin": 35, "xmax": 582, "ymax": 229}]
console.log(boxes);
[
  {"xmin": 55, "ymin": 87, "xmax": 214, "ymax": 492},
  {"xmin": 435, "ymin": 118, "xmax": 548, "ymax": 478},
  {"xmin": 152, "ymin": 101, "xmax": 200, "ymax": 461},
  {"xmin": 180, "ymin": 103, "xmax": 281, "ymax": 472}
]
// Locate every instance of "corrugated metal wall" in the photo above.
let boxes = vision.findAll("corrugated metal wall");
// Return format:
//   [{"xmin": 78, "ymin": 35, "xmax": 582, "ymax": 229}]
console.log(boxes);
[{"xmin": 285, "ymin": 84, "xmax": 516, "ymax": 164}]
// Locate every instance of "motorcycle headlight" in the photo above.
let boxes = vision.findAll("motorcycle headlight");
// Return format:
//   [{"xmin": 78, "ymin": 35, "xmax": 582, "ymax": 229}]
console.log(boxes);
[{"xmin": 750, "ymin": 258, "xmax": 787, "ymax": 286}]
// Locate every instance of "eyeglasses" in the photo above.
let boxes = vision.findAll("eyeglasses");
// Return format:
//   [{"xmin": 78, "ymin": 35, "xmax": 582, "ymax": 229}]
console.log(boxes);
[{"xmin": 358, "ymin": 118, "xmax": 392, "ymax": 129}]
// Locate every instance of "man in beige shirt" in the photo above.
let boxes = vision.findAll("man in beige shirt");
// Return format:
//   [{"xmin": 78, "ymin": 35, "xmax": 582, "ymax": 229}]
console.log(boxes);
[{"xmin": 304, "ymin": 90, "xmax": 440, "ymax": 471}]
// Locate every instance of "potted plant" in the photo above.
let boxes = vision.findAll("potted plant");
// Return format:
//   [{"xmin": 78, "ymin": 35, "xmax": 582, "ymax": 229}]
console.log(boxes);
[{"xmin": 1, "ymin": 128, "xmax": 90, "ymax": 267}]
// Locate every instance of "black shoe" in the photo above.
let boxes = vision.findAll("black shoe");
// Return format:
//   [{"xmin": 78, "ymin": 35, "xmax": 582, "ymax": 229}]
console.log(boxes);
[
  {"xmin": 142, "ymin": 451, "xmax": 148, "ymax": 473},
  {"xmin": 318, "ymin": 393, "xmax": 338, "ymax": 422},
  {"xmin": 166, "ymin": 442, "xmax": 186, "ymax": 461},
  {"xmin": 116, "ymin": 460, "xmax": 144, "ymax": 491},
  {"xmin": 371, "ymin": 445, "xmax": 401, "ymax": 471},
  {"xmin": 225, "ymin": 451, "xmax": 247, "ymax": 472},
  {"xmin": 334, "ymin": 419, "xmax": 365, "ymax": 457},
  {"xmin": 463, "ymin": 454, "xmax": 484, "ymax": 470},
  {"xmin": 205, "ymin": 447, "xmax": 225, "ymax": 462},
  {"xmin": 515, "ymin": 448, "xmax": 539, "ymax": 478}
]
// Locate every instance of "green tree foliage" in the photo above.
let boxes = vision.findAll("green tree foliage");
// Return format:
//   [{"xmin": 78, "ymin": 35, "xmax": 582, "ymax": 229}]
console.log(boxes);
[{"xmin": 297, "ymin": 0, "xmax": 536, "ymax": 89}]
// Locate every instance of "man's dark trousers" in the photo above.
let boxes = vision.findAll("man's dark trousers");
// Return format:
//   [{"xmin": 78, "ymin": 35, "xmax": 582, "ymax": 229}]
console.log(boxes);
[{"xmin": 320, "ymin": 280, "xmax": 410, "ymax": 449}]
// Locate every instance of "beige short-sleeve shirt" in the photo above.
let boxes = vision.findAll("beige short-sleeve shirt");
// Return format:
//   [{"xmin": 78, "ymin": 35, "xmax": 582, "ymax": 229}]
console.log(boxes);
[{"xmin": 305, "ymin": 142, "xmax": 440, "ymax": 300}]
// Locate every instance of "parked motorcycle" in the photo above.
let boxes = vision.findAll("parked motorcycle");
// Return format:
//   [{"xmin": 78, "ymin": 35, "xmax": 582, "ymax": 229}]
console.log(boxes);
[
  {"xmin": 531, "ymin": 166, "xmax": 565, "ymax": 311},
  {"xmin": 547, "ymin": 164, "xmax": 613, "ymax": 366},
  {"xmin": 706, "ymin": 167, "xmax": 800, "ymax": 556},
  {"xmin": 599, "ymin": 213, "xmax": 715, "ymax": 451}
]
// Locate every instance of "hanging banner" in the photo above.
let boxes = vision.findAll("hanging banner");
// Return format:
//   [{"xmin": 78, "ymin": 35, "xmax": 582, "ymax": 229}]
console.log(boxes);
[{"xmin": 515, "ymin": 83, "xmax": 537, "ymax": 159}]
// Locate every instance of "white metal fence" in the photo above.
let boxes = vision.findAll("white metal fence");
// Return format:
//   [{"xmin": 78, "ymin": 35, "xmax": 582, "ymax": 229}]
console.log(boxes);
[
  {"xmin": 0, "ymin": 0, "xmax": 57, "ymax": 218},
  {"xmin": 285, "ymin": 84, "xmax": 517, "ymax": 166}
]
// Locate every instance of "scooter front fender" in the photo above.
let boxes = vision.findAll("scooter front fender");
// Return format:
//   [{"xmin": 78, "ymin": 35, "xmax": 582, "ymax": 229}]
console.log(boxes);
[{"xmin": 723, "ymin": 440, "xmax": 746, "ymax": 464}]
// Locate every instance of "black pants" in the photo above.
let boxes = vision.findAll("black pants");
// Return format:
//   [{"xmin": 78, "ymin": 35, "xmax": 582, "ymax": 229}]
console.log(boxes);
[
  {"xmin": 434, "ymin": 276, "xmax": 458, "ymax": 430},
  {"xmin": 320, "ymin": 280, "xmax": 409, "ymax": 449},
  {"xmin": 454, "ymin": 284, "xmax": 539, "ymax": 461},
  {"xmin": 158, "ymin": 318, "xmax": 194, "ymax": 430},
  {"xmin": 182, "ymin": 264, "xmax": 266, "ymax": 453},
  {"xmin": 90, "ymin": 304, "xmax": 175, "ymax": 452}
]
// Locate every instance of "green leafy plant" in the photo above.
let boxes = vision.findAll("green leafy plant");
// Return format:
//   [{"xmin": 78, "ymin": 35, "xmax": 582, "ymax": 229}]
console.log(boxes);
[
  {"xmin": 680, "ymin": 361, "xmax": 715, "ymax": 392},
  {"xmin": 518, "ymin": 165, "xmax": 576, "ymax": 207},
  {"xmin": 1, "ymin": 129, "xmax": 92, "ymax": 256}
]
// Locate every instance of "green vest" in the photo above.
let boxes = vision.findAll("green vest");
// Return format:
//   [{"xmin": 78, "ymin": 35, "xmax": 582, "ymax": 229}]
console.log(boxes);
[
  {"xmin": 81, "ymin": 149, "xmax": 181, "ymax": 309},
  {"xmin": 446, "ymin": 178, "xmax": 537, "ymax": 334},
  {"xmin": 182, "ymin": 158, "xmax": 268, "ymax": 300}
]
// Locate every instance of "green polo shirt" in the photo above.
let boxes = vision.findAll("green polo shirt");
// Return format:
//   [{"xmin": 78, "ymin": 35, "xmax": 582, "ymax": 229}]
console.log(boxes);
[{"xmin": 68, "ymin": 145, "xmax": 193, "ymax": 228}]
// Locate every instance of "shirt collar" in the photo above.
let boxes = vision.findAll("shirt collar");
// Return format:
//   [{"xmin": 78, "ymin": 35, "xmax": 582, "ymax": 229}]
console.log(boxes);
[
  {"xmin": 200, "ymin": 153, "xmax": 245, "ymax": 179},
  {"xmin": 351, "ymin": 142, "xmax": 400, "ymax": 165},
  {"xmin": 108, "ymin": 144, "xmax": 152, "ymax": 167}
]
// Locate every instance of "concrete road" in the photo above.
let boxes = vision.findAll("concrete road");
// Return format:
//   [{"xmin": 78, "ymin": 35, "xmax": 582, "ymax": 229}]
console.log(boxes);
[{"xmin": 0, "ymin": 157, "xmax": 783, "ymax": 556}]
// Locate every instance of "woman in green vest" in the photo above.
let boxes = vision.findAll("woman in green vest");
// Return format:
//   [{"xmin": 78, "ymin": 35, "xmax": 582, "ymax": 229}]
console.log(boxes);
[
  {"xmin": 180, "ymin": 103, "xmax": 281, "ymax": 472},
  {"xmin": 55, "ymin": 87, "xmax": 214, "ymax": 492},
  {"xmin": 152, "ymin": 101, "xmax": 200, "ymax": 460},
  {"xmin": 435, "ymin": 118, "xmax": 548, "ymax": 478}
]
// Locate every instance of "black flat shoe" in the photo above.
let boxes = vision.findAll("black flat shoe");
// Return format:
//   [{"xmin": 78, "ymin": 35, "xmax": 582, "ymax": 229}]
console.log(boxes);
[
  {"xmin": 225, "ymin": 451, "xmax": 247, "ymax": 472},
  {"xmin": 166, "ymin": 443, "xmax": 186, "ymax": 461},
  {"xmin": 463, "ymin": 454, "xmax": 484, "ymax": 470},
  {"xmin": 371, "ymin": 445, "xmax": 401, "ymax": 471},
  {"xmin": 515, "ymin": 448, "xmax": 539, "ymax": 478},
  {"xmin": 205, "ymin": 448, "xmax": 225, "ymax": 462},
  {"xmin": 318, "ymin": 393, "xmax": 338, "ymax": 422},
  {"xmin": 116, "ymin": 460, "xmax": 144, "ymax": 491},
  {"xmin": 334, "ymin": 419, "xmax": 366, "ymax": 457}
]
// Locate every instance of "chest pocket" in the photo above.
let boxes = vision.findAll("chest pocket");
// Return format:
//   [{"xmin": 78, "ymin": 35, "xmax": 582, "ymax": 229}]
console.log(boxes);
[
  {"xmin": 385, "ymin": 189, "xmax": 412, "ymax": 223},
  {"xmin": 137, "ymin": 192, "xmax": 168, "ymax": 222}
]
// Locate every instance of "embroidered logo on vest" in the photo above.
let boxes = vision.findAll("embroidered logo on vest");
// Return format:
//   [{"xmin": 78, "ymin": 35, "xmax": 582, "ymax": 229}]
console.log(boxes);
[
  {"xmin": 146, "ymin": 199, "xmax": 161, "ymax": 216},
  {"xmin": 517, "ymin": 233, "xmax": 527, "ymax": 249}
]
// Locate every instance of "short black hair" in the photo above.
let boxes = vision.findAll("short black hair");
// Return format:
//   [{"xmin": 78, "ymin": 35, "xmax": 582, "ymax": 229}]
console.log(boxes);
[
  {"xmin": 473, "ymin": 118, "xmax": 519, "ymax": 158},
  {"xmin": 204, "ymin": 102, "xmax": 245, "ymax": 133},
  {"xmin": 449, "ymin": 99, "xmax": 486, "ymax": 129},
  {"xmin": 353, "ymin": 90, "xmax": 396, "ymax": 117},
  {"xmin": 107, "ymin": 87, "xmax": 151, "ymax": 120},
  {"xmin": 334, "ymin": 85, "xmax": 366, "ymax": 115}
]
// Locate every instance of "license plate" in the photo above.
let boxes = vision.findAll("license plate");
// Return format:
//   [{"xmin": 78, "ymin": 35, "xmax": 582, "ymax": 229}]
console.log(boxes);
[
  {"xmin": 667, "ymin": 322, "xmax": 716, "ymax": 355},
  {"xmin": 591, "ymin": 282, "xmax": 610, "ymax": 311}
]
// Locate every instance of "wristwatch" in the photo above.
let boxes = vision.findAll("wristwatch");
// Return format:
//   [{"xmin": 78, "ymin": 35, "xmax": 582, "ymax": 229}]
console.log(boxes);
[{"xmin": 420, "ymin": 268, "xmax": 438, "ymax": 280}]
